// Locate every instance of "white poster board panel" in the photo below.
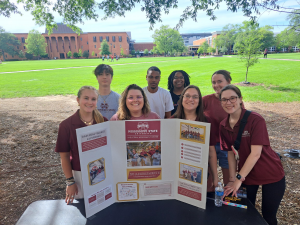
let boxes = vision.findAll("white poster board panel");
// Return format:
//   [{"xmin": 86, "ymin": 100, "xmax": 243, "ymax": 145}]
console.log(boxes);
[
  {"xmin": 110, "ymin": 119, "xmax": 176, "ymax": 202},
  {"xmin": 175, "ymin": 120, "xmax": 210, "ymax": 209},
  {"xmin": 76, "ymin": 122, "xmax": 115, "ymax": 218}
]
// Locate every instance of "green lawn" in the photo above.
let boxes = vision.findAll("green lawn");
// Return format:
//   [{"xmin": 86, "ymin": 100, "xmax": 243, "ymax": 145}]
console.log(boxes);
[
  {"xmin": 227, "ymin": 52, "xmax": 300, "ymax": 60},
  {"xmin": 0, "ymin": 56, "xmax": 299, "ymax": 102}
]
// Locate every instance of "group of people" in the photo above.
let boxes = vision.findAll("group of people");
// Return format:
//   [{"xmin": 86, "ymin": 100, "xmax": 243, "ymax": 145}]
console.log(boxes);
[
  {"xmin": 55, "ymin": 64, "xmax": 285, "ymax": 225},
  {"xmin": 181, "ymin": 130, "xmax": 203, "ymax": 141},
  {"xmin": 127, "ymin": 145, "xmax": 161, "ymax": 167},
  {"xmin": 102, "ymin": 55, "xmax": 120, "ymax": 62}
]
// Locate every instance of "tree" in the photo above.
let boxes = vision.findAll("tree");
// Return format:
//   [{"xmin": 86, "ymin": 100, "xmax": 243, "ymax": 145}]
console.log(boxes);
[
  {"xmin": 234, "ymin": 21, "xmax": 263, "ymax": 83},
  {"xmin": 152, "ymin": 25, "xmax": 185, "ymax": 56},
  {"xmin": 259, "ymin": 25, "xmax": 275, "ymax": 50},
  {"xmin": 144, "ymin": 49, "xmax": 149, "ymax": 55},
  {"xmin": 91, "ymin": 51, "xmax": 95, "ymax": 57},
  {"xmin": 1, "ymin": 1, "xmax": 294, "ymax": 34},
  {"xmin": 130, "ymin": 50, "xmax": 136, "ymax": 55},
  {"xmin": 78, "ymin": 49, "xmax": 82, "ymax": 58},
  {"xmin": 120, "ymin": 48, "xmax": 124, "ymax": 56},
  {"xmin": 99, "ymin": 39, "xmax": 110, "ymax": 55},
  {"xmin": 201, "ymin": 41, "xmax": 209, "ymax": 53},
  {"xmin": 18, "ymin": 50, "xmax": 25, "ymax": 59},
  {"xmin": 73, "ymin": 52, "xmax": 79, "ymax": 58},
  {"xmin": 67, "ymin": 51, "xmax": 72, "ymax": 58},
  {"xmin": 152, "ymin": 46, "xmax": 160, "ymax": 55},
  {"xmin": 0, "ymin": 27, "xmax": 20, "ymax": 61},
  {"xmin": 220, "ymin": 46, "xmax": 228, "ymax": 54},
  {"xmin": 25, "ymin": 52, "xmax": 33, "ymax": 60},
  {"xmin": 214, "ymin": 24, "xmax": 237, "ymax": 55},
  {"xmin": 83, "ymin": 50, "xmax": 89, "ymax": 58},
  {"xmin": 197, "ymin": 47, "xmax": 204, "ymax": 54},
  {"xmin": 24, "ymin": 30, "xmax": 47, "ymax": 59}
]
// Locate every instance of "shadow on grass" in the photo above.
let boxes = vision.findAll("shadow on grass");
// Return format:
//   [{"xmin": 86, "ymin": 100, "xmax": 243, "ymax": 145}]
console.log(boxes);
[{"xmin": 269, "ymin": 86, "xmax": 300, "ymax": 93}]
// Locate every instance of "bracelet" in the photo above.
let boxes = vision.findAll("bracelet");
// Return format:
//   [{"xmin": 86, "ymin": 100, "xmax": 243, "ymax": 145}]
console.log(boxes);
[
  {"xmin": 66, "ymin": 179, "xmax": 75, "ymax": 186},
  {"xmin": 67, "ymin": 182, "xmax": 75, "ymax": 186},
  {"xmin": 66, "ymin": 176, "xmax": 74, "ymax": 181}
]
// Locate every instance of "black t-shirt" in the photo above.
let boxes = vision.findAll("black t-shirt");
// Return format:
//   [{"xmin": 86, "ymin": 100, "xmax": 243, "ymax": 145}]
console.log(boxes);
[{"xmin": 170, "ymin": 91, "xmax": 181, "ymax": 115}]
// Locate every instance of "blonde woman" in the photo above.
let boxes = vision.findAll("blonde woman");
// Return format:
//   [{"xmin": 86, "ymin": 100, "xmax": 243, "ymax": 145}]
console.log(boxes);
[{"xmin": 55, "ymin": 86, "xmax": 107, "ymax": 204}]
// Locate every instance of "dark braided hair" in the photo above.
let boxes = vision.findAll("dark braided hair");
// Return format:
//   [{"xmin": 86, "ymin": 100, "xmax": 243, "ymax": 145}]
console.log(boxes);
[{"xmin": 167, "ymin": 70, "xmax": 191, "ymax": 92}]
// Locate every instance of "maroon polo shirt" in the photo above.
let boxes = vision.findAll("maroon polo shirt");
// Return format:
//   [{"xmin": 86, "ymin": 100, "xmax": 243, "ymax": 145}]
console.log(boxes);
[
  {"xmin": 219, "ymin": 109, "xmax": 284, "ymax": 185},
  {"xmin": 55, "ymin": 110, "xmax": 107, "ymax": 171},
  {"xmin": 203, "ymin": 94, "xmax": 227, "ymax": 143}
]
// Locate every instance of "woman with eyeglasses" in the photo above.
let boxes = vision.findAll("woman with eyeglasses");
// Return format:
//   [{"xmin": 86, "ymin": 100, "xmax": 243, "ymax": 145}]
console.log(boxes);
[
  {"xmin": 202, "ymin": 70, "xmax": 233, "ymax": 187},
  {"xmin": 172, "ymin": 85, "xmax": 219, "ymax": 190},
  {"xmin": 167, "ymin": 70, "xmax": 191, "ymax": 116},
  {"xmin": 220, "ymin": 85, "xmax": 285, "ymax": 225},
  {"xmin": 110, "ymin": 84, "xmax": 160, "ymax": 120}
]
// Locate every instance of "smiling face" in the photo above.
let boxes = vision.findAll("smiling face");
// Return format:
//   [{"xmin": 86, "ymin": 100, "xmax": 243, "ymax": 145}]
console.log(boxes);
[
  {"xmin": 77, "ymin": 89, "xmax": 98, "ymax": 113},
  {"xmin": 182, "ymin": 88, "xmax": 199, "ymax": 112},
  {"xmin": 146, "ymin": 70, "xmax": 160, "ymax": 90},
  {"xmin": 212, "ymin": 74, "xmax": 231, "ymax": 96},
  {"xmin": 220, "ymin": 89, "xmax": 243, "ymax": 115},
  {"xmin": 126, "ymin": 89, "xmax": 144, "ymax": 115},
  {"xmin": 173, "ymin": 72, "xmax": 185, "ymax": 90}
]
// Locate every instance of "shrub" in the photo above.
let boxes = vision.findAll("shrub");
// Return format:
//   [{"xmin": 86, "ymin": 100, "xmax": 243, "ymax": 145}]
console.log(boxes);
[
  {"xmin": 25, "ymin": 53, "xmax": 33, "ymax": 60},
  {"xmin": 73, "ymin": 52, "xmax": 79, "ymax": 58},
  {"xmin": 83, "ymin": 50, "xmax": 89, "ymax": 59}
]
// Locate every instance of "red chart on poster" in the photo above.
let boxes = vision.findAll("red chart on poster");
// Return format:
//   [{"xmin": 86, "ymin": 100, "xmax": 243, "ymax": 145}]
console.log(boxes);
[
  {"xmin": 82, "ymin": 136, "xmax": 107, "ymax": 152},
  {"xmin": 178, "ymin": 186, "xmax": 202, "ymax": 201},
  {"xmin": 125, "ymin": 121, "xmax": 161, "ymax": 141}
]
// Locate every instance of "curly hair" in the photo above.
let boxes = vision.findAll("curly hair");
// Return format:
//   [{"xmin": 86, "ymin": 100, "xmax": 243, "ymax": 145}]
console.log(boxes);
[
  {"xmin": 167, "ymin": 70, "xmax": 190, "ymax": 92},
  {"xmin": 173, "ymin": 85, "xmax": 206, "ymax": 122},
  {"xmin": 117, "ymin": 84, "xmax": 151, "ymax": 120}
]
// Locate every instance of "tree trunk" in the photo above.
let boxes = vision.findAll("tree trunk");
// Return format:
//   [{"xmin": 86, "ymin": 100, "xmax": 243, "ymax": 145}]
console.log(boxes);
[
  {"xmin": 245, "ymin": 66, "xmax": 249, "ymax": 82},
  {"xmin": 2, "ymin": 51, "xmax": 6, "ymax": 61}
]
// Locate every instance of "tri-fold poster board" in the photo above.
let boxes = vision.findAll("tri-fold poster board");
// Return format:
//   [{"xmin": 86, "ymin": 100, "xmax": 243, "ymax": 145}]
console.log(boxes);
[{"xmin": 76, "ymin": 119, "xmax": 210, "ymax": 218}]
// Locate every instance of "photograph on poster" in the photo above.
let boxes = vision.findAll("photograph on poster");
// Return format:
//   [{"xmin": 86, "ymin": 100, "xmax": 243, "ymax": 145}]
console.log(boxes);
[
  {"xmin": 179, "ymin": 162, "xmax": 203, "ymax": 184},
  {"xmin": 180, "ymin": 122, "xmax": 206, "ymax": 144},
  {"xmin": 126, "ymin": 142, "xmax": 161, "ymax": 167},
  {"xmin": 87, "ymin": 158, "xmax": 106, "ymax": 186}
]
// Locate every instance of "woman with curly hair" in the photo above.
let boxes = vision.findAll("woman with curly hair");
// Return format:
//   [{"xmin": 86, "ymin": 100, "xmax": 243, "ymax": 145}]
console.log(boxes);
[
  {"xmin": 167, "ymin": 70, "xmax": 190, "ymax": 115},
  {"xmin": 110, "ymin": 84, "xmax": 160, "ymax": 120}
]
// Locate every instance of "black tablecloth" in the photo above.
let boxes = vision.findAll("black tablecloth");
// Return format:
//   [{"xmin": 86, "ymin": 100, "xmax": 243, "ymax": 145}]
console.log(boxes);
[{"xmin": 16, "ymin": 198, "xmax": 267, "ymax": 225}]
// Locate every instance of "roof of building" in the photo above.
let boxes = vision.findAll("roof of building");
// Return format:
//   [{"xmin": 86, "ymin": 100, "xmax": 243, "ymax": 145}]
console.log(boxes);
[
  {"xmin": 45, "ymin": 23, "xmax": 77, "ymax": 34},
  {"xmin": 180, "ymin": 33, "xmax": 212, "ymax": 36}
]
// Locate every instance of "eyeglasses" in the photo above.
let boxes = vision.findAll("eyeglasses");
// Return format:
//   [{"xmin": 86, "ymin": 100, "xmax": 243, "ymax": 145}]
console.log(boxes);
[
  {"xmin": 174, "ymin": 76, "xmax": 184, "ymax": 80},
  {"xmin": 127, "ymin": 96, "xmax": 144, "ymax": 101},
  {"xmin": 183, "ymin": 95, "xmax": 199, "ymax": 100},
  {"xmin": 220, "ymin": 96, "xmax": 238, "ymax": 104}
]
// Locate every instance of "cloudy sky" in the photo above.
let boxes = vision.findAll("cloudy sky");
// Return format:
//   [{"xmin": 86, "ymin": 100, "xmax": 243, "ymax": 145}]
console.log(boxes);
[{"xmin": 1, "ymin": 0, "xmax": 298, "ymax": 42}]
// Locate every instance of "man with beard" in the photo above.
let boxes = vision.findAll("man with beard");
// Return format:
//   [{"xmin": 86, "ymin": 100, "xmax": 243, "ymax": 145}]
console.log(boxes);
[{"xmin": 143, "ymin": 66, "xmax": 173, "ymax": 118}]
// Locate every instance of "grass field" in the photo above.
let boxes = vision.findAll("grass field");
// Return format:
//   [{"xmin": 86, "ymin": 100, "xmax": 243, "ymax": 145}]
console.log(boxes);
[{"xmin": 0, "ymin": 55, "xmax": 299, "ymax": 102}]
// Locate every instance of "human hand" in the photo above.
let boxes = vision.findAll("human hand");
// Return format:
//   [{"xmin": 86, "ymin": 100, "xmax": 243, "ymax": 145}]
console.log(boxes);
[
  {"xmin": 65, "ymin": 183, "xmax": 78, "ymax": 205},
  {"xmin": 223, "ymin": 180, "xmax": 242, "ymax": 198}
]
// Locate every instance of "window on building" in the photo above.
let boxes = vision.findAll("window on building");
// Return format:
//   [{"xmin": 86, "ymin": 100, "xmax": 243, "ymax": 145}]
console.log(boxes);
[
  {"xmin": 93, "ymin": 36, "xmax": 97, "ymax": 42},
  {"xmin": 112, "ymin": 36, "xmax": 116, "ymax": 42},
  {"xmin": 87, "ymin": 41, "xmax": 88, "ymax": 44},
  {"xmin": 106, "ymin": 36, "xmax": 109, "ymax": 42},
  {"xmin": 81, "ymin": 46, "xmax": 83, "ymax": 49},
  {"xmin": 81, "ymin": 38, "xmax": 82, "ymax": 41},
  {"xmin": 114, "ymin": 45, "xmax": 115, "ymax": 48},
  {"xmin": 88, "ymin": 50, "xmax": 89, "ymax": 53},
  {"xmin": 185, "ymin": 41, "xmax": 189, "ymax": 43},
  {"xmin": 293, "ymin": 46, "xmax": 299, "ymax": 51},
  {"xmin": 120, "ymin": 45, "xmax": 122, "ymax": 48},
  {"xmin": 100, "ymin": 36, "xmax": 103, "ymax": 42},
  {"xmin": 94, "ymin": 45, "xmax": 96, "ymax": 48},
  {"xmin": 95, "ymin": 53, "xmax": 97, "ymax": 56},
  {"xmin": 75, "ymin": 45, "xmax": 76, "ymax": 49},
  {"xmin": 23, "ymin": 46, "xmax": 26, "ymax": 49},
  {"xmin": 21, "ymin": 37, "xmax": 25, "ymax": 43},
  {"xmin": 119, "ymin": 36, "xmax": 122, "ymax": 42}
]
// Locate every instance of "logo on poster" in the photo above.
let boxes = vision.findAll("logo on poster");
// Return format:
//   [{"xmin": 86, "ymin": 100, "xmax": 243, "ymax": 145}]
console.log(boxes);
[{"xmin": 137, "ymin": 122, "xmax": 149, "ymax": 130}]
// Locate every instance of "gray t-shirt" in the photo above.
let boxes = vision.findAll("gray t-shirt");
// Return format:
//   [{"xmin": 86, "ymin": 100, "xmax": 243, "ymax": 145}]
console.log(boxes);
[{"xmin": 97, "ymin": 91, "xmax": 120, "ymax": 120}]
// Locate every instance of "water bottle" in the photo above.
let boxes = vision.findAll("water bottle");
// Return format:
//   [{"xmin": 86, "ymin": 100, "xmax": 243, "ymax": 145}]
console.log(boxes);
[{"xmin": 215, "ymin": 182, "xmax": 224, "ymax": 207}]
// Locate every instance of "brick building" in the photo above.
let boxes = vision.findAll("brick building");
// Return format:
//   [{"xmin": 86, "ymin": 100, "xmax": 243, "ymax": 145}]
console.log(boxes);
[
  {"xmin": 191, "ymin": 31, "xmax": 221, "ymax": 53},
  {"xmin": 133, "ymin": 42, "xmax": 156, "ymax": 53},
  {"xmin": 1, "ymin": 23, "xmax": 131, "ymax": 60}
]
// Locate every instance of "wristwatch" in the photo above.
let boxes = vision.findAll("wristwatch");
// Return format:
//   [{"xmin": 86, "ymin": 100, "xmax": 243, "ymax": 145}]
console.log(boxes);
[{"xmin": 236, "ymin": 173, "xmax": 245, "ymax": 182}]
